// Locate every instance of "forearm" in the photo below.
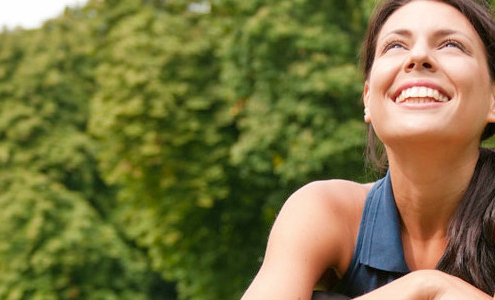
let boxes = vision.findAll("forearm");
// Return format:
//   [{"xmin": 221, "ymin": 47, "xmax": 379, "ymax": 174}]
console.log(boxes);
[
  {"xmin": 353, "ymin": 271, "xmax": 434, "ymax": 300},
  {"xmin": 354, "ymin": 270, "xmax": 492, "ymax": 300}
]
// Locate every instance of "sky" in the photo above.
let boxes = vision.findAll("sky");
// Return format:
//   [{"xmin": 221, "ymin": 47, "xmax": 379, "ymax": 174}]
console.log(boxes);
[{"xmin": 0, "ymin": 0, "xmax": 89, "ymax": 30}]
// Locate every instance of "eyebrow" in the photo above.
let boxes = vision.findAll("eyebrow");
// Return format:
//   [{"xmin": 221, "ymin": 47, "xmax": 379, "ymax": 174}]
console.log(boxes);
[{"xmin": 380, "ymin": 28, "xmax": 476, "ymax": 44}]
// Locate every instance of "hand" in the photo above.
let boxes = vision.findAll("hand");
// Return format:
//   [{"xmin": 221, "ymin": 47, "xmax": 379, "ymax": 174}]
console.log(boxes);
[{"xmin": 428, "ymin": 270, "xmax": 492, "ymax": 300}]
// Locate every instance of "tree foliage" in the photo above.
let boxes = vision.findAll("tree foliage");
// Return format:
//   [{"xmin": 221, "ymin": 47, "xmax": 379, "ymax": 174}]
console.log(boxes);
[
  {"xmin": 0, "ymin": 3, "xmax": 164, "ymax": 300},
  {"xmin": 0, "ymin": 0, "xmax": 377, "ymax": 299}
]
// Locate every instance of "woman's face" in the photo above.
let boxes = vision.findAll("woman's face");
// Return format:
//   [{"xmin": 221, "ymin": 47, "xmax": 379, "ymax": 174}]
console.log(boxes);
[{"xmin": 364, "ymin": 0, "xmax": 495, "ymax": 148}]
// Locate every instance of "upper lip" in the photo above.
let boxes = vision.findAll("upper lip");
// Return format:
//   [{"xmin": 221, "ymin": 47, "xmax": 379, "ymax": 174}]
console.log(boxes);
[{"xmin": 391, "ymin": 81, "xmax": 452, "ymax": 102}]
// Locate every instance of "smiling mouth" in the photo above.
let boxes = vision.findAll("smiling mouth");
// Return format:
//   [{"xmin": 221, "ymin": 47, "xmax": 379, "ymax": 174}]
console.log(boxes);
[{"xmin": 394, "ymin": 86, "xmax": 450, "ymax": 104}]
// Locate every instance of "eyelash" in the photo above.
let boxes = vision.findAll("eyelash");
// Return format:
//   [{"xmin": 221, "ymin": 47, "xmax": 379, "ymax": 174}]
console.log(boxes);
[
  {"xmin": 442, "ymin": 38, "xmax": 465, "ymax": 51},
  {"xmin": 382, "ymin": 39, "xmax": 405, "ymax": 53},
  {"xmin": 381, "ymin": 38, "xmax": 466, "ymax": 53}
]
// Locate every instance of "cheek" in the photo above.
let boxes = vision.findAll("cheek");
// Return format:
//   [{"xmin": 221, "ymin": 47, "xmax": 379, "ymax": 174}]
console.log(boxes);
[
  {"xmin": 367, "ymin": 59, "xmax": 401, "ymax": 112},
  {"xmin": 444, "ymin": 59, "xmax": 494, "ymax": 131},
  {"xmin": 447, "ymin": 60, "xmax": 491, "ymax": 104},
  {"xmin": 368, "ymin": 58, "xmax": 402, "ymax": 93},
  {"xmin": 441, "ymin": 54, "xmax": 491, "ymax": 89},
  {"xmin": 370, "ymin": 60, "xmax": 397, "ymax": 82}
]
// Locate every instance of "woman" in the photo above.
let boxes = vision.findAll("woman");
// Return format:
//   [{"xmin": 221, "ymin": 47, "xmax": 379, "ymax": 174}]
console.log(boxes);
[{"xmin": 241, "ymin": 0, "xmax": 495, "ymax": 299}]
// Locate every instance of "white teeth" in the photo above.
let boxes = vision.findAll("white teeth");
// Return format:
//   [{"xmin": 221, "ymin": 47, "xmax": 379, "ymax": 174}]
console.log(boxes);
[
  {"xmin": 419, "ymin": 87, "xmax": 427, "ymax": 97},
  {"xmin": 395, "ymin": 87, "xmax": 450, "ymax": 103}
]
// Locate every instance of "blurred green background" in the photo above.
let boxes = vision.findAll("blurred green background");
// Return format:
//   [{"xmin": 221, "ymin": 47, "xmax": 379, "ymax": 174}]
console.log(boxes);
[{"xmin": 5, "ymin": 0, "xmax": 495, "ymax": 299}]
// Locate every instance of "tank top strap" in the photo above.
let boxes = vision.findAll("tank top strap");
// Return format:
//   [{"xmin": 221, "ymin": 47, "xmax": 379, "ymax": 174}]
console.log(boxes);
[{"xmin": 334, "ymin": 171, "xmax": 410, "ymax": 298}]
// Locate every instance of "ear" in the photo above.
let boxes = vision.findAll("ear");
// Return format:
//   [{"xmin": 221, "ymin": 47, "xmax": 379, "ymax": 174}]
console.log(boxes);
[
  {"xmin": 363, "ymin": 81, "xmax": 370, "ymax": 108},
  {"xmin": 487, "ymin": 83, "xmax": 495, "ymax": 123},
  {"xmin": 363, "ymin": 81, "xmax": 371, "ymax": 123}
]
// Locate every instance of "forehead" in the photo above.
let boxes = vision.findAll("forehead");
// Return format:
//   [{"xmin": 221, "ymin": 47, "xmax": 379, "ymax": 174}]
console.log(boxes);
[{"xmin": 377, "ymin": 0, "xmax": 480, "ymax": 41}]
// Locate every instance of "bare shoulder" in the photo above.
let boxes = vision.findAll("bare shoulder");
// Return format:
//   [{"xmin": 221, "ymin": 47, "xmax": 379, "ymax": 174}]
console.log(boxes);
[
  {"xmin": 242, "ymin": 179, "xmax": 374, "ymax": 300},
  {"xmin": 277, "ymin": 179, "xmax": 374, "ymax": 274},
  {"xmin": 285, "ymin": 179, "xmax": 373, "ymax": 224},
  {"xmin": 299, "ymin": 179, "xmax": 374, "ymax": 203}
]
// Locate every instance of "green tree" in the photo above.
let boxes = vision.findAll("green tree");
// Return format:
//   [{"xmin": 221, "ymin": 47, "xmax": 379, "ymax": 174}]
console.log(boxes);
[
  {"xmin": 0, "ymin": 3, "xmax": 169, "ymax": 299},
  {"xmin": 89, "ymin": 1, "xmax": 247, "ymax": 298},
  {"xmin": 89, "ymin": 0, "xmax": 373, "ymax": 299},
  {"xmin": 0, "ymin": 0, "xmax": 378, "ymax": 299}
]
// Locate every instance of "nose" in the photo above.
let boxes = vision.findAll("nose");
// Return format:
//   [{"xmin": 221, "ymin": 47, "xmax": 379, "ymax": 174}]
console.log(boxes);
[
  {"xmin": 406, "ymin": 61, "xmax": 433, "ymax": 70},
  {"xmin": 404, "ymin": 42, "xmax": 436, "ymax": 72}
]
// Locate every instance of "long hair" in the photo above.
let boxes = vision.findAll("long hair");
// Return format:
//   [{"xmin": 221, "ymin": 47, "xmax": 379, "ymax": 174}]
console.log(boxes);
[
  {"xmin": 362, "ymin": 0, "xmax": 495, "ymax": 294},
  {"xmin": 437, "ymin": 147, "xmax": 495, "ymax": 294}
]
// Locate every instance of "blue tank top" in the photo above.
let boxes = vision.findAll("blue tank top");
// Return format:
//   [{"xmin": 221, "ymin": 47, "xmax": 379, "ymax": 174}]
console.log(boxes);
[{"xmin": 335, "ymin": 171, "xmax": 410, "ymax": 298}]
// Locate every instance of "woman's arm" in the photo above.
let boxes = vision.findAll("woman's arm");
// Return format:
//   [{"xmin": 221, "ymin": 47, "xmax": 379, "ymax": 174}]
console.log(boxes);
[
  {"xmin": 241, "ymin": 180, "xmax": 367, "ymax": 300},
  {"xmin": 355, "ymin": 270, "xmax": 492, "ymax": 300}
]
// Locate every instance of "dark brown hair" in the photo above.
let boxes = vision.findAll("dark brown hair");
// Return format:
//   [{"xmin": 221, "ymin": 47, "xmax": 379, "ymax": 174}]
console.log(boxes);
[{"xmin": 362, "ymin": 0, "xmax": 495, "ymax": 294}]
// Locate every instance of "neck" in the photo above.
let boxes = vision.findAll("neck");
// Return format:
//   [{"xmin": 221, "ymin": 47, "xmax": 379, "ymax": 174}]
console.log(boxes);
[{"xmin": 386, "ymin": 143, "xmax": 480, "ymax": 241}]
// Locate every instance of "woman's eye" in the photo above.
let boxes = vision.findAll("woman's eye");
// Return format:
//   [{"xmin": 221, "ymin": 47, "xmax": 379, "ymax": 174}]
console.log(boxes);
[
  {"xmin": 442, "ymin": 39, "xmax": 464, "ymax": 50},
  {"xmin": 388, "ymin": 43, "xmax": 403, "ymax": 50},
  {"xmin": 383, "ymin": 41, "xmax": 405, "ymax": 53},
  {"xmin": 445, "ymin": 42, "xmax": 459, "ymax": 48}
]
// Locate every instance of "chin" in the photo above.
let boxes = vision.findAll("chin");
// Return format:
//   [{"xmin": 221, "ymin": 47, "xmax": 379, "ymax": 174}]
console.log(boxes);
[{"xmin": 377, "ymin": 128, "xmax": 455, "ymax": 145}]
